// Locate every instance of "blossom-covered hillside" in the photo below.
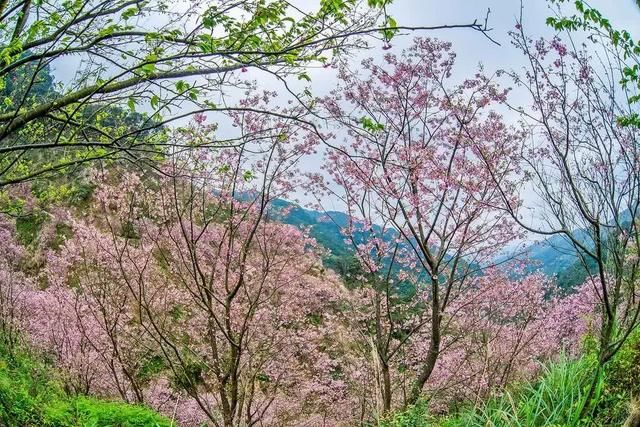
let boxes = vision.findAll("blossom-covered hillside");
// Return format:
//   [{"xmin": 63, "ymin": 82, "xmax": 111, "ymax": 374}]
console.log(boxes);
[{"xmin": 1, "ymin": 0, "xmax": 640, "ymax": 425}]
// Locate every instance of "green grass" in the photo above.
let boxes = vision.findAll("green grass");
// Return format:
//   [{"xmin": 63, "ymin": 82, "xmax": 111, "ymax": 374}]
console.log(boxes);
[
  {"xmin": 379, "ymin": 400, "xmax": 431, "ymax": 427},
  {"xmin": 439, "ymin": 355, "xmax": 597, "ymax": 426},
  {"xmin": 0, "ymin": 343, "xmax": 172, "ymax": 427},
  {"xmin": 593, "ymin": 328, "xmax": 640, "ymax": 425}
]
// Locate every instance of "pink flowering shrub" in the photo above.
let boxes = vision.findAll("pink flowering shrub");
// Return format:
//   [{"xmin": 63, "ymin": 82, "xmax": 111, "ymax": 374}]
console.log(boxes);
[
  {"xmin": 332, "ymin": 267, "xmax": 597, "ymax": 418},
  {"xmin": 0, "ymin": 177, "xmax": 600, "ymax": 425},
  {"xmin": 16, "ymin": 109, "xmax": 360, "ymax": 425},
  {"xmin": 421, "ymin": 269, "xmax": 597, "ymax": 412},
  {"xmin": 0, "ymin": 216, "xmax": 34, "ymax": 349}
]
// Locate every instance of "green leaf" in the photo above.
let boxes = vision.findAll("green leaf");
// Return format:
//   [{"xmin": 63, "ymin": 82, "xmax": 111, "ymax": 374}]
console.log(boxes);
[
  {"xmin": 298, "ymin": 72, "xmax": 311, "ymax": 82},
  {"xmin": 141, "ymin": 63, "xmax": 155, "ymax": 75},
  {"xmin": 175, "ymin": 80, "xmax": 188, "ymax": 93},
  {"xmin": 141, "ymin": 53, "xmax": 158, "ymax": 75},
  {"xmin": 243, "ymin": 170, "xmax": 254, "ymax": 181},
  {"xmin": 359, "ymin": 116, "xmax": 385, "ymax": 132},
  {"xmin": 122, "ymin": 6, "xmax": 139, "ymax": 20}
]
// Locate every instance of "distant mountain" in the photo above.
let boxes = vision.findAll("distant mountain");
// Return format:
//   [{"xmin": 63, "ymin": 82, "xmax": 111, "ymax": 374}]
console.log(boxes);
[
  {"xmin": 270, "ymin": 199, "xmax": 353, "ymax": 262},
  {"xmin": 272, "ymin": 199, "xmax": 604, "ymax": 289},
  {"xmin": 517, "ymin": 230, "xmax": 595, "ymax": 290},
  {"xmin": 520, "ymin": 212, "xmax": 632, "ymax": 289},
  {"xmin": 521, "ymin": 229, "xmax": 592, "ymax": 274}
]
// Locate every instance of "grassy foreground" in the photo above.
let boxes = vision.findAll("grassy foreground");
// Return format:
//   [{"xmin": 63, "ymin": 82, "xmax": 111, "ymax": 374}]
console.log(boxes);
[
  {"xmin": 381, "ymin": 331, "xmax": 640, "ymax": 427},
  {"xmin": 0, "ymin": 342, "xmax": 171, "ymax": 427}
]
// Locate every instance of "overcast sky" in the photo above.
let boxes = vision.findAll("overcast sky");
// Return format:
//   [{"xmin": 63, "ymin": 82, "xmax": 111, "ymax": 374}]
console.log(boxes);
[
  {"xmin": 393, "ymin": 0, "xmax": 640, "ymax": 63},
  {"xmin": 305, "ymin": 0, "xmax": 640, "ymax": 93},
  {"xmin": 294, "ymin": 0, "xmax": 640, "ymax": 213},
  {"xmin": 49, "ymin": 0, "xmax": 640, "ymax": 220},
  {"xmin": 388, "ymin": 0, "xmax": 639, "ymax": 57}
]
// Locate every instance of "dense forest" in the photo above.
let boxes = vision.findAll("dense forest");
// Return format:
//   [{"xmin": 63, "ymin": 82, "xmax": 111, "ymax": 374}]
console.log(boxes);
[{"xmin": 0, "ymin": 0, "xmax": 640, "ymax": 426}]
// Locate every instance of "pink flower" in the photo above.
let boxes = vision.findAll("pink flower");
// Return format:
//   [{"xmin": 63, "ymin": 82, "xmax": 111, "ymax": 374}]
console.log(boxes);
[{"xmin": 193, "ymin": 112, "xmax": 206, "ymax": 124}]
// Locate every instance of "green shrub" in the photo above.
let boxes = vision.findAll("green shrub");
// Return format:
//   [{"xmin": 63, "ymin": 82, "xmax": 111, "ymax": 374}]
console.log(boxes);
[
  {"xmin": 438, "ymin": 355, "xmax": 596, "ymax": 426},
  {"xmin": 15, "ymin": 213, "xmax": 45, "ymax": 246},
  {"xmin": 381, "ymin": 331, "xmax": 640, "ymax": 427},
  {"xmin": 0, "ymin": 344, "xmax": 171, "ymax": 427},
  {"xmin": 595, "ymin": 327, "xmax": 640, "ymax": 425},
  {"xmin": 44, "ymin": 397, "xmax": 171, "ymax": 427},
  {"xmin": 380, "ymin": 401, "xmax": 432, "ymax": 427}
]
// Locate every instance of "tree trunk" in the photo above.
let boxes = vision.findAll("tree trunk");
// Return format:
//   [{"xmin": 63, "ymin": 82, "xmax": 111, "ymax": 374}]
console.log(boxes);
[
  {"xmin": 407, "ymin": 284, "xmax": 441, "ymax": 406},
  {"xmin": 381, "ymin": 360, "xmax": 392, "ymax": 413},
  {"xmin": 578, "ymin": 315, "xmax": 614, "ymax": 420}
]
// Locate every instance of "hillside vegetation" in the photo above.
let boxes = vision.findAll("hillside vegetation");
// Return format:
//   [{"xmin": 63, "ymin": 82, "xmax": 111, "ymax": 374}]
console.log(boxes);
[
  {"xmin": 1, "ymin": 0, "xmax": 640, "ymax": 425},
  {"xmin": 0, "ymin": 342, "xmax": 170, "ymax": 427},
  {"xmin": 383, "ymin": 330, "xmax": 640, "ymax": 426}
]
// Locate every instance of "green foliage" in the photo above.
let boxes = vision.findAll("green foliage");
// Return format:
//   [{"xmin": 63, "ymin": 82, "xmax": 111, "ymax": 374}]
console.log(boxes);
[
  {"xmin": 328, "ymin": 254, "xmax": 365, "ymax": 289},
  {"xmin": 441, "ymin": 356, "xmax": 597, "ymax": 426},
  {"xmin": 555, "ymin": 254, "xmax": 598, "ymax": 291},
  {"xmin": 0, "ymin": 0, "xmax": 396, "ymax": 185},
  {"xmin": 605, "ymin": 328, "xmax": 640, "ymax": 396},
  {"xmin": 171, "ymin": 359, "xmax": 206, "ymax": 392},
  {"xmin": 360, "ymin": 116, "xmax": 385, "ymax": 133},
  {"xmin": 0, "ymin": 56, "xmax": 55, "ymax": 109},
  {"xmin": 0, "ymin": 55, "xmax": 164, "ymax": 186},
  {"xmin": 594, "ymin": 327, "xmax": 640, "ymax": 425},
  {"xmin": 3, "ymin": 176, "xmax": 94, "ymax": 249},
  {"xmin": 42, "ymin": 397, "xmax": 171, "ymax": 427},
  {"xmin": 120, "ymin": 221, "xmax": 140, "ymax": 240},
  {"xmin": 137, "ymin": 355, "xmax": 167, "ymax": 385},
  {"xmin": 380, "ymin": 401, "xmax": 431, "ymax": 427},
  {"xmin": 0, "ymin": 343, "xmax": 171, "ymax": 427},
  {"xmin": 50, "ymin": 223, "xmax": 73, "ymax": 250},
  {"xmin": 15, "ymin": 213, "xmax": 45, "ymax": 246},
  {"xmin": 382, "ymin": 340, "xmax": 640, "ymax": 426},
  {"xmin": 32, "ymin": 180, "xmax": 95, "ymax": 207}
]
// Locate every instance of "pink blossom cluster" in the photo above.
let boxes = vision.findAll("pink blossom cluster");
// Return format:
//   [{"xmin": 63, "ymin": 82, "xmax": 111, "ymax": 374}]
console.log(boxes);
[{"xmin": 420, "ymin": 269, "xmax": 597, "ymax": 411}]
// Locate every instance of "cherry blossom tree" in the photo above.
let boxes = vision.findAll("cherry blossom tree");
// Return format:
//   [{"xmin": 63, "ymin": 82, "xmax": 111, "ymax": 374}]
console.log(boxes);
[
  {"xmin": 310, "ymin": 210, "xmax": 428, "ymax": 416},
  {"xmin": 313, "ymin": 37, "xmax": 524, "ymax": 408},
  {"xmin": 0, "ymin": 214, "xmax": 33, "ymax": 350},
  {"xmin": 498, "ymin": 24, "xmax": 640, "ymax": 414},
  {"xmin": 30, "ymin": 105, "xmax": 359, "ymax": 425}
]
